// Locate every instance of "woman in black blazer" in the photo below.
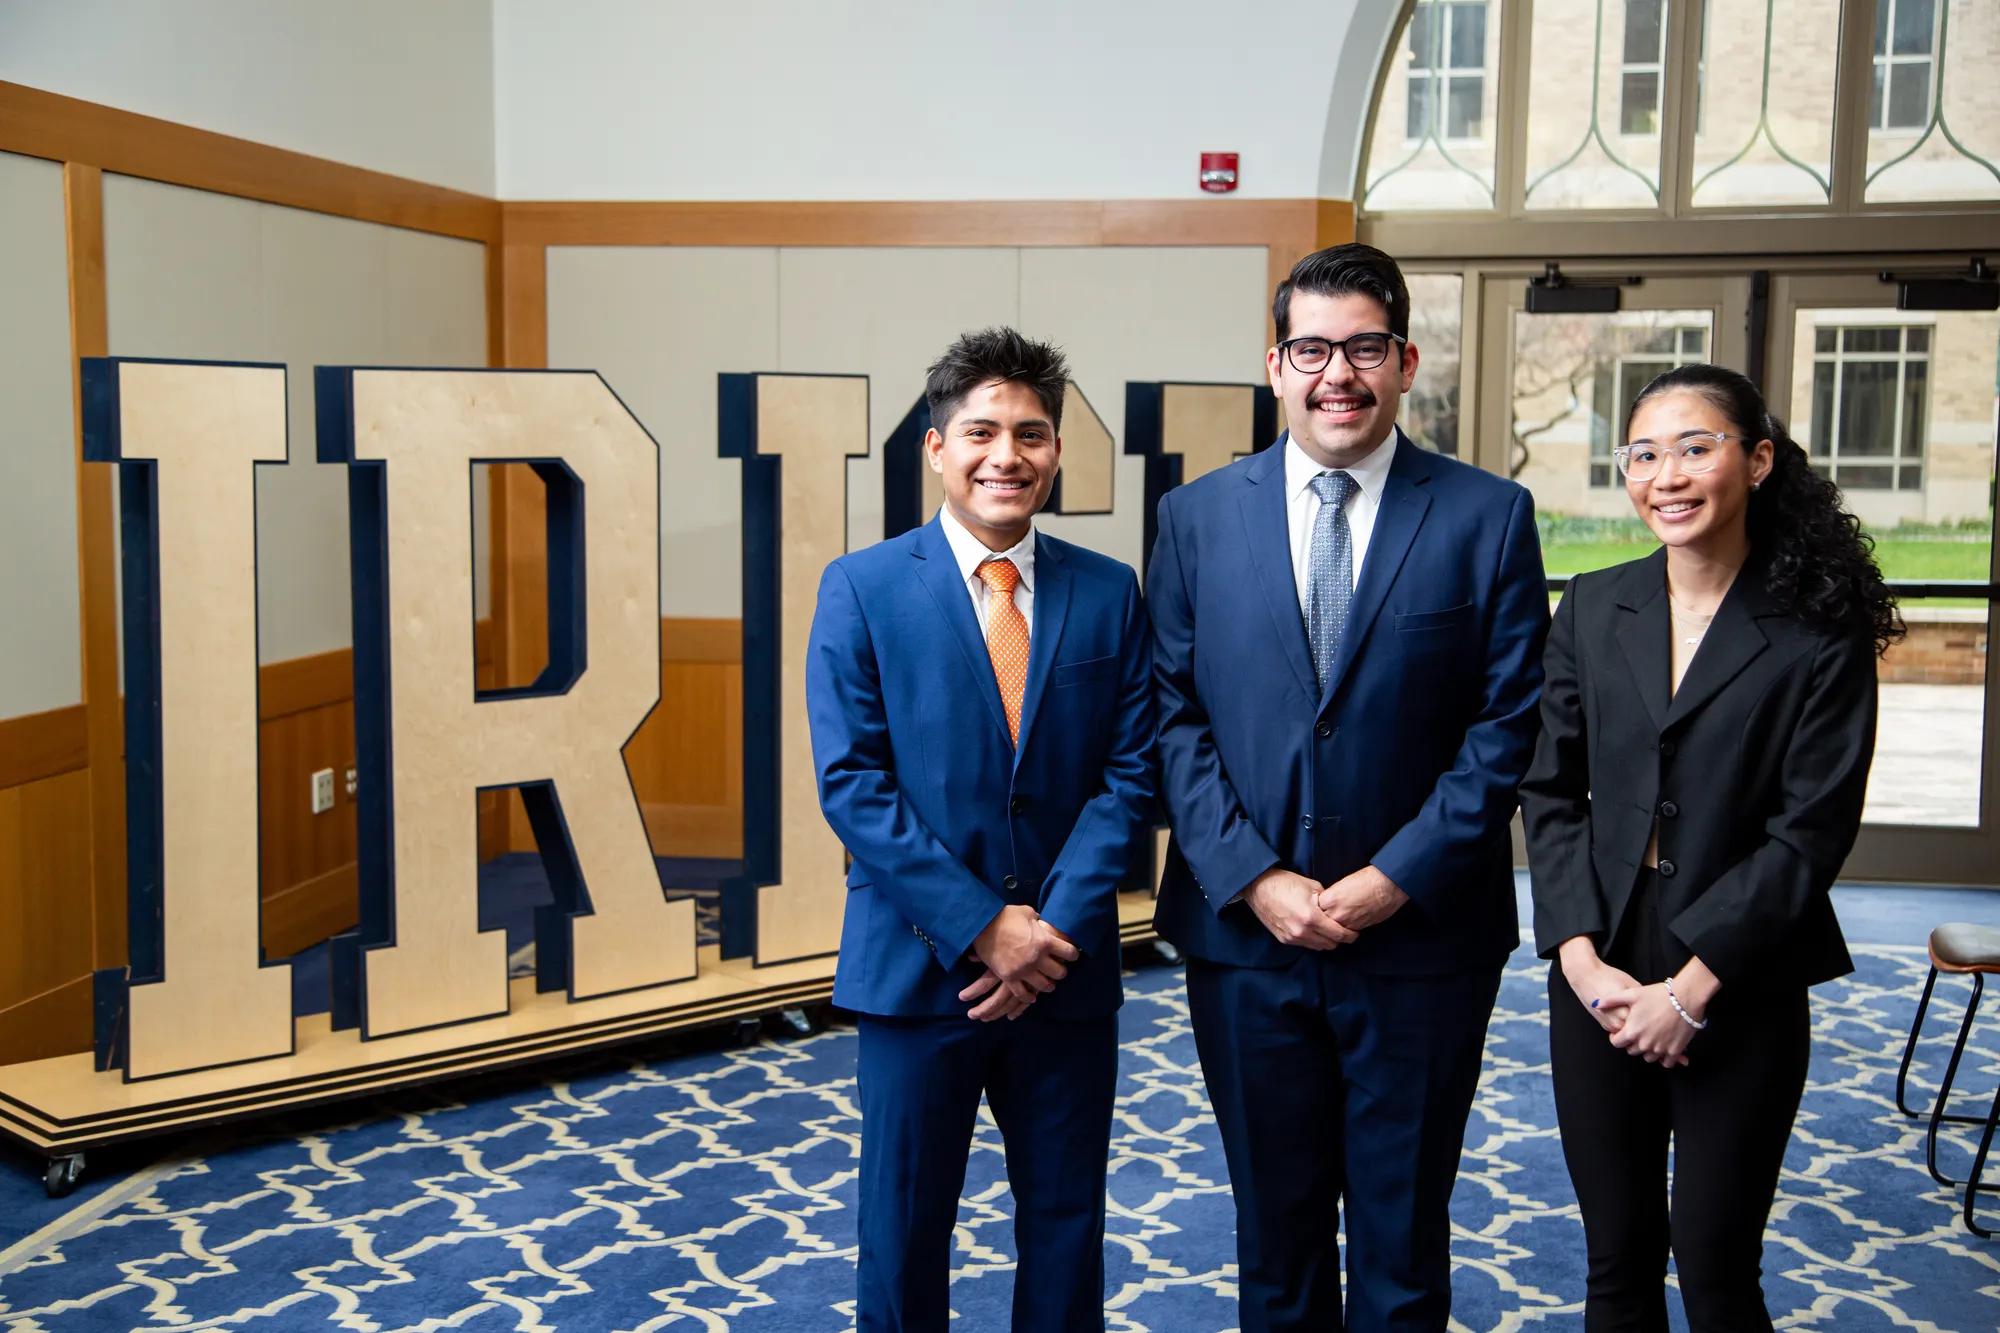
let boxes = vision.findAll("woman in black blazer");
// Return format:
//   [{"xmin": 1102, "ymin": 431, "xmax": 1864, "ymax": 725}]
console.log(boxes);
[{"xmin": 1522, "ymin": 363, "xmax": 1903, "ymax": 1331}]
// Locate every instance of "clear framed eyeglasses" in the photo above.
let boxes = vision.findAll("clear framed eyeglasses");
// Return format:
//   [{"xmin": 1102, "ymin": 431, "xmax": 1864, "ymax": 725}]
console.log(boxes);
[{"xmin": 1613, "ymin": 432, "xmax": 1749, "ymax": 482}]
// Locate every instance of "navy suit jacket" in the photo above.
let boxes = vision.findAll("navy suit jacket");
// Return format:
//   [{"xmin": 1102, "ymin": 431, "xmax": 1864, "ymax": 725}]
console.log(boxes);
[
  {"xmin": 807, "ymin": 515, "xmax": 1156, "ymax": 1018},
  {"xmin": 1151, "ymin": 430, "xmax": 1548, "ymax": 974}
]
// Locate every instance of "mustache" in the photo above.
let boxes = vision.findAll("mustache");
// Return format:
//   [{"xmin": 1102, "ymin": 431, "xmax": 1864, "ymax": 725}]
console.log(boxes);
[{"xmin": 1307, "ymin": 388, "xmax": 1377, "ymax": 408}]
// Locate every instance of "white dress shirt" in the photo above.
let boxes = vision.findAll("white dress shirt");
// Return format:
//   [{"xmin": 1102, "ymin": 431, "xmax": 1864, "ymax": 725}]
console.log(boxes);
[
  {"xmin": 1284, "ymin": 428, "xmax": 1398, "ymax": 612},
  {"xmin": 938, "ymin": 506, "xmax": 1035, "ymax": 639}
]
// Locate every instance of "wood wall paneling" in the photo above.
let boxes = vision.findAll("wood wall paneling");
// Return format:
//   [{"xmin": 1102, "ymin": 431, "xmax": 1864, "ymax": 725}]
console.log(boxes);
[
  {"xmin": 257, "ymin": 690, "xmax": 359, "ymax": 960},
  {"xmin": 628, "ymin": 619, "xmax": 744, "ymax": 859},
  {"xmin": 62, "ymin": 161, "xmax": 125, "ymax": 981},
  {"xmin": 0, "ymin": 770, "xmax": 94, "ymax": 1003},
  {"xmin": 0, "ymin": 704, "xmax": 88, "ymax": 789},
  {"xmin": 0, "ymin": 82, "xmax": 499, "ymax": 244},
  {"xmin": 503, "ymin": 198, "xmax": 1326, "ymax": 250}
]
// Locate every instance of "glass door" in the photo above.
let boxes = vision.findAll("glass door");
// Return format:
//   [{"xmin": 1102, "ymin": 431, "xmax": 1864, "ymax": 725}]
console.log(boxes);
[
  {"xmin": 1768, "ymin": 272, "xmax": 1999, "ymax": 882},
  {"xmin": 1478, "ymin": 271, "xmax": 1750, "ymax": 862},
  {"xmin": 1474, "ymin": 271, "xmax": 1751, "ymax": 579}
]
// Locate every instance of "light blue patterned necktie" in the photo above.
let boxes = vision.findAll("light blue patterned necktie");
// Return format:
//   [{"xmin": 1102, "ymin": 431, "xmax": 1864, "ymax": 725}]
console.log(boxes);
[{"xmin": 1306, "ymin": 471, "xmax": 1359, "ymax": 691}]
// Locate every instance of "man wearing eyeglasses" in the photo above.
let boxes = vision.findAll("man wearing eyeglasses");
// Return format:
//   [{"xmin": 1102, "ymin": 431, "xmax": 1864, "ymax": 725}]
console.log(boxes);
[{"xmin": 1149, "ymin": 243, "xmax": 1549, "ymax": 1330}]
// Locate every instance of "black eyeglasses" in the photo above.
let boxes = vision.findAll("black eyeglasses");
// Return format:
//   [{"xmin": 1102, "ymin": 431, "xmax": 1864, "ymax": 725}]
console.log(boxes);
[{"xmin": 1276, "ymin": 332, "xmax": 1406, "ymax": 373}]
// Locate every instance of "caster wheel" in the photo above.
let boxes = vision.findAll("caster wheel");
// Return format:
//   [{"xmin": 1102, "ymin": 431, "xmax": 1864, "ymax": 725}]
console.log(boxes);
[
  {"xmin": 732, "ymin": 1016, "xmax": 762, "ymax": 1045},
  {"xmin": 777, "ymin": 1006, "xmax": 814, "ymax": 1037},
  {"xmin": 44, "ymin": 1153, "xmax": 84, "ymax": 1199}
]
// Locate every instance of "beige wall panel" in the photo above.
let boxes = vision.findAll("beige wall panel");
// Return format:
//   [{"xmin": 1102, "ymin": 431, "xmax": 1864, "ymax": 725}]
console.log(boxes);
[
  {"xmin": 382, "ymin": 228, "xmax": 491, "ymax": 616},
  {"xmin": 776, "ymin": 248, "xmax": 1019, "ymax": 552},
  {"xmin": 546, "ymin": 246, "xmax": 779, "ymax": 619},
  {"xmin": 103, "ymin": 176, "xmax": 266, "ymax": 674},
  {"xmin": 0, "ymin": 152, "xmax": 83, "ymax": 719},
  {"xmin": 104, "ymin": 176, "xmax": 490, "ymax": 663},
  {"xmin": 1020, "ymin": 246, "xmax": 1270, "ymax": 575},
  {"xmin": 103, "ymin": 176, "xmax": 266, "ymax": 362},
  {"xmin": 254, "ymin": 204, "xmax": 381, "ymax": 665}
]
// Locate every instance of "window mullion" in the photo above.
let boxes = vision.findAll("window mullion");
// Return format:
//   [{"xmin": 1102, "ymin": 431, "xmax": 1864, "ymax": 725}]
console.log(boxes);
[
  {"xmin": 1831, "ymin": 0, "xmax": 1879, "ymax": 210},
  {"xmin": 1890, "ymin": 337, "xmax": 1908, "ymax": 486},
  {"xmin": 1497, "ymin": 0, "xmax": 1535, "ymax": 217},
  {"xmin": 1660, "ymin": 0, "xmax": 1703, "ymax": 217}
]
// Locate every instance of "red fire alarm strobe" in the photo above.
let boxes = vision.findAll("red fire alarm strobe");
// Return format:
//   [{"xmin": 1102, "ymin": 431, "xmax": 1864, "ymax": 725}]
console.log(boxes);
[{"xmin": 1200, "ymin": 152, "xmax": 1239, "ymax": 193}]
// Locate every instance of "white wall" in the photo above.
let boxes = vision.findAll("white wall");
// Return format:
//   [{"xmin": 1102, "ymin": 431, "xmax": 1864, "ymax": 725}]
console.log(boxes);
[
  {"xmin": 496, "ymin": 0, "xmax": 1386, "ymax": 201},
  {"xmin": 0, "ymin": 0, "xmax": 497, "ymax": 194},
  {"xmin": 3, "ymin": 0, "xmax": 1401, "ymax": 202}
]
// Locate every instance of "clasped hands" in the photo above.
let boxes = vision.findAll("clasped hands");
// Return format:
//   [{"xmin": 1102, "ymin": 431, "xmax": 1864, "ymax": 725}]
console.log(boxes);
[
  {"xmin": 957, "ymin": 904, "xmax": 1080, "ymax": 1022},
  {"xmin": 1558, "ymin": 936, "xmax": 1719, "ymax": 1069},
  {"xmin": 1243, "ymin": 863, "xmax": 1409, "ymax": 951}
]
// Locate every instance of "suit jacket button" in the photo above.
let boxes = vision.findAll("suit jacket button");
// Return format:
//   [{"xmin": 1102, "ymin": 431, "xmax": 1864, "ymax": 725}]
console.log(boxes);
[
  {"xmin": 1301, "ymin": 815, "xmax": 1315, "ymax": 830},
  {"xmin": 1315, "ymin": 722, "xmax": 1333, "ymax": 739},
  {"xmin": 1003, "ymin": 874, "xmax": 1019, "ymax": 892},
  {"xmin": 1657, "ymin": 859, "xmax": 1677, "ymax": 878},
  {"xmin": 1010, "ymin": 795, "xmax": 1027, "ymax": 815},
  {"xmin": 1659, "ymin": 800, "xmax": 1679, "ymax": 818},
  {"xmin": 1660, "ymin": 740, "xmax": 1677, "ymax": 758}
]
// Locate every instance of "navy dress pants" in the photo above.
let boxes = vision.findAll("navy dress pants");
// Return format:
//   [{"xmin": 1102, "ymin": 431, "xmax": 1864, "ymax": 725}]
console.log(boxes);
[
  {"xmin": 855, "ymin": 1010, "xmax": 1118, "ymax": 1333},
  {"xmin": 1186, "ymin": 953, "xmax": 1501, "ymax": 1331}
]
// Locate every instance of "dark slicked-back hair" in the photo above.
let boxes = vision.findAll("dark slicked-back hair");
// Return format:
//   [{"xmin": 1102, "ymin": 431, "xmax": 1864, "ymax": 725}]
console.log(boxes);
[
  {"xmin": 924, "ymin": 327, "xmax": 1070, "ymax": 433},
  {"xmin": 1627, "ymin": 362, "xmax": 1905, "ymax": 656},
  {"xmin": 1273, "ymin": 243, "xmax": 1411, "ymax": 342}
]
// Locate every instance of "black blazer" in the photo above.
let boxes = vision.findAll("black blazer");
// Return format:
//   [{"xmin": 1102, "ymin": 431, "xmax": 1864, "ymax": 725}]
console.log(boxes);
[{"xmin": 1521, "ymin": 548, "xmax": 1871, "ymax": 990}]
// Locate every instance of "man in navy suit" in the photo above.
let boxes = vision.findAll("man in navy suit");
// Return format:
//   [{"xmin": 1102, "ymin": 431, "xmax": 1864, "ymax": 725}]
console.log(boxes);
[
  {"xmin": 1150, "ymin": 245, "xmax": 1548, "ymax": 1330},
  {"xmin": 807, "ymin": 327, "xmax": 1155, "ymax": 1332}
]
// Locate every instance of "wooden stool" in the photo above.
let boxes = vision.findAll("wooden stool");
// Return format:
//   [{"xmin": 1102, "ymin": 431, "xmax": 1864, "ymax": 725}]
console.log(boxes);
[{"xmin": 1895, "ymin": 922, "xmax": 2000, "ymax": 1236}]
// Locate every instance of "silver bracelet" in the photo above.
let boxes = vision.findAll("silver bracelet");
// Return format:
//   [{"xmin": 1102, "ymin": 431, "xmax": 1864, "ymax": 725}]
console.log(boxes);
[{"xmin": 1664, "ymin": 976, "xmax": 1708, "ymax": 1031}]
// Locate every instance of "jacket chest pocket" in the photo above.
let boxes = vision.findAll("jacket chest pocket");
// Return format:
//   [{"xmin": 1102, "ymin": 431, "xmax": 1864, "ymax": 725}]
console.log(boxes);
[
  {"xmin": 1051, "ymin": 653, "xmax": 1118, "ymax": 689},
  {"xmin": 1395, "ymin": 601, "xmax": 1475, "ymax": 656}
]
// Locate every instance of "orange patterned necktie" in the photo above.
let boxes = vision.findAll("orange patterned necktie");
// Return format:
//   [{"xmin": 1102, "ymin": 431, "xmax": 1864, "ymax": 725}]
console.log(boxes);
[{"xmin": 977, "ymin": 558, "xmax": 1029, "ymax": 747}]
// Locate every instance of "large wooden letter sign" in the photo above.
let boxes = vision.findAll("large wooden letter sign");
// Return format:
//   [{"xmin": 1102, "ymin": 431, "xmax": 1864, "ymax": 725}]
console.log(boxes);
[
  {"xmin": 83, "ymin": 359, "xmax": 296, "ymax": 1080},
  {"xmin": 1124, "ymin": 381, "xmax": 1277, "ymax": 570},
  {"xmin": 320, "ymin": 368, "xmax": 697, "ymax": 1038},
  {"xmin": 80, "ymin": 360, "xmax": 696, "ymax": 1083},
  {"xmin": 719, "ymin": 374, "xmax": 868, "ymax": 966}
]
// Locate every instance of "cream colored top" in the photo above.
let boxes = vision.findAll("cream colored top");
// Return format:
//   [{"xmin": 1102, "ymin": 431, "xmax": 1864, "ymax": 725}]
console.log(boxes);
[
  {"xmin": 1646, "ymin": 589, "xmax": 1721, "ymax": 868},
  {"xmin": 1668, "ymin": 591, "xmax": 1716, "ymax": 693}
]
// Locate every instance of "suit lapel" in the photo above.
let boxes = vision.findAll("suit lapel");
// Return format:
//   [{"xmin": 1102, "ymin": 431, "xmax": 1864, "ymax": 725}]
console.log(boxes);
[
  {"xmin": 1013, "ymin": 534, "xmax": 1071, "ymax": 765},
  {"xmin": 1662, "ymin": 564, "xmax": 1773, "ymax": 730},
  {"xmin": 1319, "ymin": 432, "xmax": 1433, "ymax": 708},
  {"xmin": 911, "ymin": 517, "xmax": 1011, "ymax": 742},
  {"xmin": 1239, "ymin": 436, "xmax": 1320, "ymax": 701},
  {"xmin": 1613, "ymin": 549, "xmax": 1672, "ymax": 731}
]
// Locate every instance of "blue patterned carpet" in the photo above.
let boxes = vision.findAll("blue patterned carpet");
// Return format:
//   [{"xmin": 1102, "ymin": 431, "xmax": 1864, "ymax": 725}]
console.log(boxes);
[{"xmin": 3, "ymin": 934, "xmax": 1999, "ymax": 1330}]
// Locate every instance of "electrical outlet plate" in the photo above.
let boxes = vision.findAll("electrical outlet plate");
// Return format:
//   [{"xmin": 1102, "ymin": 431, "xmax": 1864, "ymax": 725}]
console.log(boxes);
[{"xmin": 310, "ymin": 768, "xmax": 336, "ymax": 815}]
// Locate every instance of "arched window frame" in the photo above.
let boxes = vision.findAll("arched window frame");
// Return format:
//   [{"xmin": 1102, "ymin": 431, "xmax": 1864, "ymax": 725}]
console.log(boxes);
[{"xmin": 1356, "ymin": 0, "xmax": 1999, "ymax": 260}]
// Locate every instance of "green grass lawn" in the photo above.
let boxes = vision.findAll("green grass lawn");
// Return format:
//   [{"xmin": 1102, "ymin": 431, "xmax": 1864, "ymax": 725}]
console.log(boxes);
[{"xmin": 1545, "ymin": 539, "xmax": 1992, "ymax": 604}]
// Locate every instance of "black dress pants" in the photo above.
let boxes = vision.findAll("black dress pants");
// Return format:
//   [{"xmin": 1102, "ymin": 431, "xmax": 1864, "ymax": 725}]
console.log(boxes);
[{"xmin": 1548, "ymin": 871, "xmax": 1810, "ymax": 1332}]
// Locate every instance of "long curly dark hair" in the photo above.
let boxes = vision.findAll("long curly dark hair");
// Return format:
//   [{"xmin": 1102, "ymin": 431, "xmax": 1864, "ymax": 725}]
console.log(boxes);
[{"xmin": 1627, "ymin": 363, "xmax": 1906, "ymax": 656}]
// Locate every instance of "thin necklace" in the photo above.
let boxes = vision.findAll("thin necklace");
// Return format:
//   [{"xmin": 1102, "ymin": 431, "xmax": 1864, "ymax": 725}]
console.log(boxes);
[{"xmin": 1668, "ymin": 590, "xmax": 1716, "ymax": 648}]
